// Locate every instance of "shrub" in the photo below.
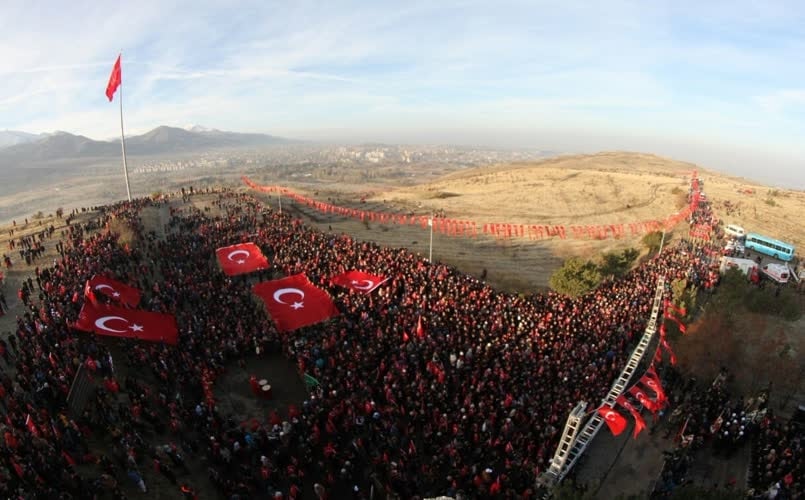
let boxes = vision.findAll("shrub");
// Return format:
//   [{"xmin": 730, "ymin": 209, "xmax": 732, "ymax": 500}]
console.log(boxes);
[
  {"xmin": 641, "ymin": 231, "xmax": 665, "ymax": 253},
  {"xmin": 599, "ymin": 248, "xmax": 640, "ymax": 278},
  {"xmin": 549, "ymin": 257, "xmax": 602, "ymax": 297}
]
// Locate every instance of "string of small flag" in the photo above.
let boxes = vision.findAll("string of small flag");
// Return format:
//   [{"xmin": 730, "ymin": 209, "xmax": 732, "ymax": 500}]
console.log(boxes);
[{"xmin": 242, "ymin": 176, "xmax": 700, "ymax": 241}]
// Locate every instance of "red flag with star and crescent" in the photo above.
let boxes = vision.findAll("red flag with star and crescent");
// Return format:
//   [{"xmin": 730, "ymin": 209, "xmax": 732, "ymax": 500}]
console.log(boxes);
[
  {"xmin": 628, "ymin": 385, "xmax": 660, "ymax": 413},
  {"xmin": 640, "ymin": 372, "xmax": 668, "ymax": 407},
  {"xmin": 106, "ymin": 54, "xmax": 122, "ymax": 101},
  {"xmin": 330, "ymin": 270, "xmax": 388, "ymax": 294},
  {"xmin": 71, "ymin": 302, "xmax": 178, "ymax": 345},
  {"xmin": 86, "ymin": 275, "xmax": 141, "ymax": 307},
  {"xmin": 216, "ymin": 242, "xmax": 269, "ymax": 276},
  {"xmin": 616, "ymin": 395, "xmax": 647, "ymax": 438},
  {"xmin": 253, "ymin": 273, "xmax": 339, "ymax": 332},
  {"xmin": 598, "ymin": 406, "xmax": 627, "ymax": 436}
]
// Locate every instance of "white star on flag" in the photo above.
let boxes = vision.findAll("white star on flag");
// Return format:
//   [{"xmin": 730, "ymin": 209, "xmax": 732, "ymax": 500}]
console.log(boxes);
[
  {"xmin": 291, "ymin": 301, "xmax": 304, "ymax": 310},
  {"xmin": 128, "ymin": 324, "xmax": 144, "ymax": 332}
]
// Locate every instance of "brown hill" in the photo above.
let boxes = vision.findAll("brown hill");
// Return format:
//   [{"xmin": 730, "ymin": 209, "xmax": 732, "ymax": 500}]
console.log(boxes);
[{"xmin": 279, "ymin": 152, "xmax": 804, "ymax": 291}]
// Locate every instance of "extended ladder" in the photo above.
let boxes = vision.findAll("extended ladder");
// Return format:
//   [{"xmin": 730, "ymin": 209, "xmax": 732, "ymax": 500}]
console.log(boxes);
[{"xmin": 539, "ymin": 276, "xmax": 666, "ymax": 487}]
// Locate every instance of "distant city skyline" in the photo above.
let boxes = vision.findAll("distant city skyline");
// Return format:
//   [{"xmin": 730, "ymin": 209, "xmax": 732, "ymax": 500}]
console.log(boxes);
[{"xmin": 2, "ymin": 1, "xmax": 804, "ymax": 187}]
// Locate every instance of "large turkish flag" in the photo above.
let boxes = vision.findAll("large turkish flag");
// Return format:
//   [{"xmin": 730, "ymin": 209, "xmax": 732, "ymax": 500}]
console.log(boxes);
[
  {"xmin": 85, "ymin": 275, "xmax": 141, "ymax": 307},
  {"xmin": 253, "ymin": 273, "xmax": 339, "ymax": 332},
  {"xmin": 72, "ymin": 302, "xmax": 178, "ymax": 345},
  {"xmin": 216, "ymin": 242, "xmax": 269, "ymax": 276}
]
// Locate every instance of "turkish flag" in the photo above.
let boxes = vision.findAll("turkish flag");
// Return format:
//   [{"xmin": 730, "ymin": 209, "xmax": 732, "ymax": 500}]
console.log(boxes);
[
  {"xmin": 253, "ymin": 273, "xmax": 339, "ymax": 332},
  {"xmin": 640, "ymin": 373, "xmax": 667, "ymax": 406},
  {"xmin": 86, "ymin": 275, "xmax": 141, "ymax": 307},
  {"xmin": 74, "ymin": 302, "xmax": 178, "ymax": 345},
  {"xmin": 216, "ymin": 242, "xmax": 269, "ymax": 276},
  {"xmin": 106, "ymin": 54, "xmax": 122, "ymax": 101},
  {"xmin": 598, "ymin": 406, "xmax": 627, "ymax": 436},
  {"xmin": 331, "ymin": 270, "xmax": 388, "ymax": 294},
  {"xmin": 616, "ymin": 395, "xmax": 647, "ymax": 438},
  {"xmin": 416, "ymin": 316, "xmax": 426, "ymax": 339},
  {"xmin": 628, "ymin": 385, "xmax": 660, "ymax": 413}
]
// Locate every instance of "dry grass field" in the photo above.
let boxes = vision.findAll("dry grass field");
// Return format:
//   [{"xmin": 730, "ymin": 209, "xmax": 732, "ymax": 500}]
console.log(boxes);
[{"xmin": 260, "ymin": 152, "xmax": 803, "ymax": 291}]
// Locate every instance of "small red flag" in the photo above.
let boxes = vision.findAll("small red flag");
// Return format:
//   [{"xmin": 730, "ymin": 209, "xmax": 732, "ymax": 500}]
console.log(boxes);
[
  {"xmin": 416, "ymin": 316, "xmax": 425, "ymax": 339},
  {"xmin": 106, "ymin": 54, "xmax": 122, "ymax": 102},
  {"xmin": 216, "ymin": 242, "xmax": 269, "ymax": 276},
  {"xmin": 25, "ymin": 414, "xmax": 40, "ymax": 437},
  {"xmin": 598, "ymin": 406, "xmax": 627, "ymax": 436}
]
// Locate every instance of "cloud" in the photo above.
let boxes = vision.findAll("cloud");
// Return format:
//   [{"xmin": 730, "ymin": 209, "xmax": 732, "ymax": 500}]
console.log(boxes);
[{"xmin": 1, "ymin": 0, "xmax": 805, "ymax": 187}]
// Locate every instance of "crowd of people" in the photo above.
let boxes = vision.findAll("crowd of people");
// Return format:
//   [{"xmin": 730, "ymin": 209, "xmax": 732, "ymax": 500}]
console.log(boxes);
[
  {"xmin": 0, "ymin": 181, "xmax": 757, "ymax": 499},
  {"xmin": 749, "ymin": 411, "xmax": 802, "ymax": 499}
]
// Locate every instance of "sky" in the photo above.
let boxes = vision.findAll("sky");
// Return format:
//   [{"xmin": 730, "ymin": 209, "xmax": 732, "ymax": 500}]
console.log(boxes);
[{"xmin": 1, "ymin": 0, "xmax": 804, "ymax": 186}]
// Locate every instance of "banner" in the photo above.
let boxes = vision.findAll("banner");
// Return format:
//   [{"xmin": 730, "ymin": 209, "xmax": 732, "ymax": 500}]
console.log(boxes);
[{"xmin": 242, "ymin": 176, "xmax": 701, "ymax": 242}]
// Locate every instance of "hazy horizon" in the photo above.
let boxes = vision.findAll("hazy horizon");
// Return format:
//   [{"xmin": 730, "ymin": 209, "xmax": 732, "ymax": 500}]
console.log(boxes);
[{"xmin": 2, "ymin": 1, "xmax": 804, "ymax": 188}]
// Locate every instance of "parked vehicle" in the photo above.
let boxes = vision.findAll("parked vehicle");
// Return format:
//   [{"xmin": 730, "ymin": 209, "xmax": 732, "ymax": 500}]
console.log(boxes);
[
  {"xmin": 719, "ymin": 256, "xmax": 758, "ymax": 276},
  {"xmin": 725, "ymin": 224, "xmax": 746, "ymax": 239},
  {"xmin": 744, "ymin": 233, "xmax": 795, "ymax": 262},
  {"xmin": 760, "ymin": 263, "xmax": 790, "ymax": 284}
]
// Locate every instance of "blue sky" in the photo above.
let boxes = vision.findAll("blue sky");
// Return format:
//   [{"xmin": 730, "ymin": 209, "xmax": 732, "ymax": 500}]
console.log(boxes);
[{"xmin": 2, "ymin": 0, "xmax": 804, "ymax": 185}]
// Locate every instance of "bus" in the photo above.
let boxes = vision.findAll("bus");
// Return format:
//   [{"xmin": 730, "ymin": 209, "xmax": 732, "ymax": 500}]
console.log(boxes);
[{"xmin": 744, "ymin": 232, "xmax": 795, "ymax": 262}]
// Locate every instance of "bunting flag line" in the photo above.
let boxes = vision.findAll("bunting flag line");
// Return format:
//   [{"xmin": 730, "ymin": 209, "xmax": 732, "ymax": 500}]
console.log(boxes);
[
  {"xmin": 616, "ymin": 395, "xmax": 647, "ymax": 439},
  {"xmin": 241, "ymin": 176, "xmax": 700, "ymax": 242},
  {"xmin": 598, "ymin": 406, "xmax": 628, "ymax": 436},
  {"xmin": 664, "ymin": 300, "xmax": 687, "ymax": 317},
  {"xmin": 628, "ymin": 385, "xmax": 660, "ymax": 413},
  {"xmin": 660, "ymin": 337, "xmax": 677, "ymax": 365},
  {"xmin": 663, "ymin": 311, "xmax": 687, "ymax": 333}
]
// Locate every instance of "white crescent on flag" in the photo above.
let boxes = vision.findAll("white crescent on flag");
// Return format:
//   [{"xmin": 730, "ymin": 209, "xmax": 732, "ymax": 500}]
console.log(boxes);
[
  {"xmin": 273, "ymin": 288, "xmax": 305, "ymax": 307},
  {"xmin": 351, "ymin": 279, "xmax": 375, "ymax": 291},
  {"xmin": 94, "ymin": 284, "xmax": 121, "ymax": 297},
  {"xmin": 227, "ymin": 249, "xmax": 251, "ymax": 263},
  {"xmin": 95, "ymin": 316, "xmax": 130, "ymax": 334},
  {"xmin": 603, "ymin": 410, "xmax": 617, "ymax": 422}
]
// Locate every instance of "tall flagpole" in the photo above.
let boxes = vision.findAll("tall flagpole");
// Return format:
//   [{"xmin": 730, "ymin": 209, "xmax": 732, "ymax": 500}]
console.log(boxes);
[{"xmin": 119, "ymin": 53, "xmax": 131, "ymax": 201}]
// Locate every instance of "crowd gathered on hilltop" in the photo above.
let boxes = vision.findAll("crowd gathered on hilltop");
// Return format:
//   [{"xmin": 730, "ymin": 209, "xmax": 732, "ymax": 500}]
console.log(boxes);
[{"xmin": 0, "ymin": 185, "xmax": 799, "ymax": 499}]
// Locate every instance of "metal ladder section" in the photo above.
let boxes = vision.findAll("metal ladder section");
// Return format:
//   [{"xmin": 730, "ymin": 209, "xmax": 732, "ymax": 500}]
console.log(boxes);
[{"xmin": 540, "ymin": 276, "xmax": 666, "ymax": 486}]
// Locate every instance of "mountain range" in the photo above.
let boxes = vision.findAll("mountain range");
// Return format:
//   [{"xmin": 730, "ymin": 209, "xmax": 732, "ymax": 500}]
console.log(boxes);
[{"xmin": 0, "ymin": 126, "xmax": 291, "ymax": 166}]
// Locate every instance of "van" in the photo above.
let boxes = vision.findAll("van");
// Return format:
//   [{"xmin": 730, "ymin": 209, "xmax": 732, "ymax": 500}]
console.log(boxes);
[
  {"xmin": 761, "ymin": 263, "xmax": 789, "ymax": 284},
  {"xmin": 725, "ymin": 224, "xmax": 746, "ymax": 239}
]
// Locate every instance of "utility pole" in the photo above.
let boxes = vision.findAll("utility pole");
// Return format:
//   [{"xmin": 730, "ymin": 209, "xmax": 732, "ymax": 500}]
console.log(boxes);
[{"xmin": 428, "ymin": 215, "xmax": 434, "ymax": 262}]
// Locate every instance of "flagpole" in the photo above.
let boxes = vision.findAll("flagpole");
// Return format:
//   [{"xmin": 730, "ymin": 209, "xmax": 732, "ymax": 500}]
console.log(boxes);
[
  {"xmin": 119, "ymin": 54, "xmax": 131, "ymax": 202},
  {"xmin": 428, "ymin": 214, "xmax": 434, "ymax": 262}
]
